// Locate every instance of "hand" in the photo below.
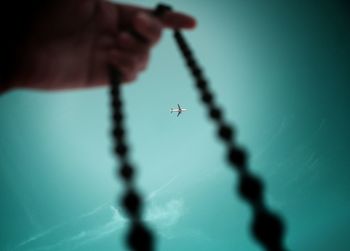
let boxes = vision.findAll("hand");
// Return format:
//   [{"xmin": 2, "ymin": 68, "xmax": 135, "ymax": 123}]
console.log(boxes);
[{"xmin": 10, "ymin": 0, "xmax": 196, "ymax": 91}]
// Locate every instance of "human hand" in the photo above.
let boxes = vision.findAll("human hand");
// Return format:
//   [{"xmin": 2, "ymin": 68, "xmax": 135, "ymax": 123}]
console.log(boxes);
[{"xmin": 9, "ymin": 0, "xmax": 196, "ymax": 91}]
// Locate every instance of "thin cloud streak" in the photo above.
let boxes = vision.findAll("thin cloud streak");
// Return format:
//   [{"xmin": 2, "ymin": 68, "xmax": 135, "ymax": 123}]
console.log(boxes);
[{"xmin": 15, "ymin": 176, "xmax": 184, "ymax": 251}]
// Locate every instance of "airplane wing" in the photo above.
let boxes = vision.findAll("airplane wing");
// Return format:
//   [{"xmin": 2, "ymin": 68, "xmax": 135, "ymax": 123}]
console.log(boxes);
[
  {"xmin": 177, "ymin": 104, "xmax": 181, "ymax": 110},
  {"xmin": 177, "ymin": 110, "xmax": 182, "ymax": 117}
]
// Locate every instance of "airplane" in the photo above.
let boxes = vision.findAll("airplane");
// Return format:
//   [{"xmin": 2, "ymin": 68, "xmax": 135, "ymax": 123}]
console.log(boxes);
[{"xmin": 170, "ymin": 104, "xmax": 188, "ymax": 117}]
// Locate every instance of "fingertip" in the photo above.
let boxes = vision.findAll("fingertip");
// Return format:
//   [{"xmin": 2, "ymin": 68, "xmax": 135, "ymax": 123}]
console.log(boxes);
[
  {"xmin": 187, "ymin": 17, "xmax": 197, "ymax": 29},
  {"xmin": 161, "ymin": 11, "xmax": 197, "ymax": 29}
]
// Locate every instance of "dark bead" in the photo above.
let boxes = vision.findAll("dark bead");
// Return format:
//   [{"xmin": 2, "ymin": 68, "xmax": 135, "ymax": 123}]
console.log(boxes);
[
  {"xmin": 183, "ymin": 48, "xmax": 193, "ymax": 58},
  {"xmin": 154, "ymin": 4, "xmax": 172, "ymax": 17},
  {"xmin": 112, "ymin": 127, "xmax": 124, "ymax": 140},
  {"xmin": 191, "ymin": 66, "xmax": 202, "ymax": 77},
  {"xmin": 196, "ymin": 79, "xmax": 207, "ymax": 89},
  {"xmin": 218, "ymin": 124, "xmax": 233, "ymax": 142},
  {"xmin": 209, "ymin": 107, "xmax": 222, "ymax": 120},
  {"xmin": 239, "ymin": 174, "xmax": 263, "ymax": 202},
  {"xmin": 112, "ymin": 99, "xmax": 122, "ymax": 108},
  {"xmin": 113, "ymin": 112, "xmax": 123, "ymax": 123},
  {"xmin": 110, "ymin": 86, "xmax": 120, "ymax": 97},
  {"xmin": 127, "ymin": 222, "xmax": 154, "ymax": 251},
  {"xmin": 175, "ymin": 38, "xmax": 184, "ymax": 46},
  {"xmin": 228, "ymin": 147, "xmax": 246, "ymax": 168},
  {"xmin": 115, "ymin": 143, "xmax": 128, "ymax": 156},
  {"xmin": 122, "ymin": 189, "xmax": 141, "ymax": 218},
  {"xmin": 174, "ymin": 30, "xmax": 181, "ymax": 38},
  {"xmin": 119, "ymin": 163, "xmax": 134, "ymax": 181},
  {"xmin": 187, "ymin": 59, "xmax": 196, "ymax": 68},
  {"xmin": 177, "ymin": 38, "xmax": 186, "ymax": 46},
  {"xmin": 252, "ymin": 210, "xmax": 285, "ymax": 251},
  {"xmin": 201, "ymin": 91, "xmax": 213, "ymax": 104}
]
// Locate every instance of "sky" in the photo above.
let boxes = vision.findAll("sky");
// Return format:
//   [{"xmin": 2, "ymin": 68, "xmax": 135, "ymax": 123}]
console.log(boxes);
[{"xmin": 0, "ymin": 0, "xmax": 349, "ymax": 250}]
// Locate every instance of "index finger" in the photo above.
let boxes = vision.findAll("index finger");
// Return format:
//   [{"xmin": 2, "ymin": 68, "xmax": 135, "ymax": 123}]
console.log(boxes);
[
  {"xmin": 117, "ymin": 3, "xmax": 196, "ymax": 30},
  {"xmin": 161, "ymin": 10, "xmax": 197, "ymax": 29}
]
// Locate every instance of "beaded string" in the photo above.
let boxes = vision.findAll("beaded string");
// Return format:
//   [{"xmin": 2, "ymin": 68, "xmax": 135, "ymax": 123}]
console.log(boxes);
[
  {"xmin": 108, "ymin": 4, "xmax": 287, "ymax": 251},
  {"xmin": 172, "ymin": 20, "xmax": 287, "ymax": 251},
  {"xmin": 109, "ymin": 66, "xmax": 153, "ymax": 251},
  {"xmin": 108, "ymin": 5, "xmax": 170, "ymax": 251}
]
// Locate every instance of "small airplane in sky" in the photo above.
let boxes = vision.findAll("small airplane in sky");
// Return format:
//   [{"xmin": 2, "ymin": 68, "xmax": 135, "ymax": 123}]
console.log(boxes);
[{"xmin": 170, "ymin": 104, "xmax": 188, "ymax": 117}]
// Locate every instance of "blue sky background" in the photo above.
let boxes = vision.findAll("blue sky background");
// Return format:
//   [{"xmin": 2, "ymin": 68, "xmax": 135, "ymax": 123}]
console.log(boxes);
[{"xmin": 0, "ymin": 0, "xmax": 349, "ymax": 250}]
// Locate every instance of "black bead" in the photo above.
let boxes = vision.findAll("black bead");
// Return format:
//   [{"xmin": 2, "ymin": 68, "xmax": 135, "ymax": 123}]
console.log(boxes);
[
  {"xmin": 218, "ymin": 124, "xmax": 233, "ymax": 142},
  {"xmin": 252, "ymin": 210, "xmax": 285, "ymax": 251},
  {"xmin": 201, "ymin": 91, "xmax": 214, "ymax": 104},
  {"xmin": 209, "ymin": 107, "xmax": 222, "ymax": 120},
  {"xmin": 127, "ymin": 222, "xmax": 154, "ymax": 251},
  {"xmin": 239, "ymin": 174, "xmax": 263, "ymax": 203},
  {"xmin": 122, "ymin": 189, "xmax": 141, "ymax": 218},
  {"xmin": 228, "ymin": 147, "xmax": 246, "ymax": 169},
  {"xmin": 119, "ymin": 163, "xmax": 134, "ymax": 181},
  {"xmin": 192, "ymin": 66, "xmax": 202, "ymax": 78},
  {"xmin": 112, "ymin": 98, "xmax": 122, "ymax": 108},
  {"xmin": 112, "ymin": 127, "xmax": 124, "ymax": 139},
  {"xmin": 110, "ymin": 86, "xmax": 120, "ymax": 97},
  {"xmin": 186, "ymin": 57, "xmax": 196, "ymax": 68},
  {"xmin": 113, "ymin": 112, "xmax": 123, "ymax": 123},
  {"xmin": 115, "ymin": 143, "xmax": 128, "ymax": 156},
  {"xmin": 183, "ymin": 48, "xmax": 193, "ymax": 58},
  {"xmin": 196, "ymin": 79, "xmax": 207, "ymax": 89},
  {"xmin": 154, "ymin": 4, "xmax": 172, "ymax": 17}
]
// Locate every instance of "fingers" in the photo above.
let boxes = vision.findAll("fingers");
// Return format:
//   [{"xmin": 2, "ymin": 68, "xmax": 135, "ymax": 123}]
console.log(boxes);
[
  {"xmin": 107, "ymin": 3, "xmax": 197, "ymax": 84},
  {"xmin": 160, "ymin": 10, "xmax": 197, "ymax": 29},
  {"xmin": 117, "ymin": 3, "xmax": 196, "ymax": 30},
  {"xmin": 133, "ymin": 13, "xmax": 162, "ymax": 45},
  {"xmin": 116, "ymin": 32, "xmax": 149, "ymax": 53},
  {"xmin": 109, "ymin": 50, "xmax": 149, "ymax": 83}
]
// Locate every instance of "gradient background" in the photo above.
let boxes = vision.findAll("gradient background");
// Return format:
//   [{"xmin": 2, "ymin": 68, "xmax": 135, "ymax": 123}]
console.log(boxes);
[{"xmin": 0, "ymin": 0, "xmax": 349, "ymax": 250}]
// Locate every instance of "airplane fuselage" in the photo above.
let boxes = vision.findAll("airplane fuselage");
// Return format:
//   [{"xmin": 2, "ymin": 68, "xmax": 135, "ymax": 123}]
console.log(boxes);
[
  {"xmin": 170, "ymin": 108, "xmax": 188, "ymax": 112},
  {"xmin": 171, "ymin": 104, "xmax": 188, "ymax": 117}
]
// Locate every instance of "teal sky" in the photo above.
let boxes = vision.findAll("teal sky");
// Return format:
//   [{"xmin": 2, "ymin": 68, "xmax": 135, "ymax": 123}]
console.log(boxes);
[{"xmin": 0, "ymin": 0, "xmax": 349, "ymax": 250}]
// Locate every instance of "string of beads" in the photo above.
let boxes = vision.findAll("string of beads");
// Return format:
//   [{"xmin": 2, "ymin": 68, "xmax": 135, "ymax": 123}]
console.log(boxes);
[
  {"xmin": 109, "ymin": 66, "xmax": 154, "ymax": 251},
  {"xmin": 108, "ymin": 3, "xmax": 287, "ymax": 251},
  {"xmin": 172, "ymin": 25, "xmax": 287, "ymax": 251},
  {"xmin": 107, "ymin": 5, "xmax": 170, "ymax": 251}
]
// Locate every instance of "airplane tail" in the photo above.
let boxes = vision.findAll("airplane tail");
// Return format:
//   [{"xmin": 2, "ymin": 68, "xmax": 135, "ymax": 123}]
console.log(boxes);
[{"xmin": 170, "ymin": 109, "xmax": 173, "ymax": 114}]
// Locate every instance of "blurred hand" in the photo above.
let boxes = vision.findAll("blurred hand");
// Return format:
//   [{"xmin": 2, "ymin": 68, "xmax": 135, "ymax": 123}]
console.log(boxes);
[{"xmin": 10, "ymin": 0, "xmax": 196, "ymax": 91}]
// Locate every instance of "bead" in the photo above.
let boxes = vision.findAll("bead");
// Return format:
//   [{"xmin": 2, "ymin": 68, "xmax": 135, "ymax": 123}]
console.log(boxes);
[
  {"xmin": 209, "ymin": 107, "xmax": 222, "ymax": 120},
  {"xmin": 122, "ymin": 189, "xmax": 141, "ymax": 218},
  {"xmin": 218, "ymin": 124, "xmax": 233, "ymax": 142},
  {"xmin": 112, "ymin": 127, "xmax": 124, "ymax": 141},
  {"xmin": 192, "ymin": 66, "xmax": 202, "ymax": 77},
  {"xmin": 119, "ymin": 163, "xmax": 134, "ymax": 181},
  {"xmin": 113, "ymin": 112, "xmax": 123, "ymax": 123},
  {"xmin": 239, "ymin": 174, "xmax": 263, "ymax": 202},
  {"xmin": 196, "ymin": 79, "xmax": 207, "ymax": 89},
  {"xmin": 115, "ymin": 143, "xmax": 128, "ymax": 156},
  {"xmin": 202, "ymin": 91, "xmax": 214, "ymax": 104},
  {"xmin": 112, "ymin": 99, "xmax": 122, "ymax": 108},
  {"xmin": 127, "ymin": 222, "xmax": 154, "ymax": 251},
  {"xmin": 228, "ymin": 147, "xmax": 246, "ymax": 168},
  {"xmin": 252, "ymin": 210, "xmax": 285, "ymax": 251}
]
